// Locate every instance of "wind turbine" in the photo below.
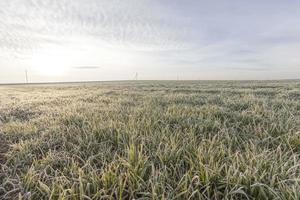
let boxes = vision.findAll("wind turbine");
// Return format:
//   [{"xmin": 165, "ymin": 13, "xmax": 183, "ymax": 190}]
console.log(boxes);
[
  {"xmin": 134, "ymin": 72, "xmax": 138, "ymax": 81},
  {"xmin": 25, "ymin": 69, "xmax": 29, "ymax": 84}
]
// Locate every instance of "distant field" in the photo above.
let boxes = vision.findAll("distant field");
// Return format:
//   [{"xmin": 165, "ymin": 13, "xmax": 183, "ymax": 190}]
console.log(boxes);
[{"xmin": 1, "ymin": 81, "xmax": 300, "ymax": 199}]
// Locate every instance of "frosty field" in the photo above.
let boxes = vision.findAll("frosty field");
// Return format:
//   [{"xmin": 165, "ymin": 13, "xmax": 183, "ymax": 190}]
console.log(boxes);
[{"xmin": 1, "ymin": 81, "xmax": 300, "ymax": 199}]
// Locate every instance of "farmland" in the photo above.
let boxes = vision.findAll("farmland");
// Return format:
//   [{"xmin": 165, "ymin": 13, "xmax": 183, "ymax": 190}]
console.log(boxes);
[{"xmin": 1, "ymin": 80, "xmax": 300, "ymax": 199}]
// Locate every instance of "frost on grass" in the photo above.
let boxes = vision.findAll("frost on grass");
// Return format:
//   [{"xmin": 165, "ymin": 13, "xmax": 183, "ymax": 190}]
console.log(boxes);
[{"xmin": 0, "ymin": 81, "xmax": 300, "ymax": 200}]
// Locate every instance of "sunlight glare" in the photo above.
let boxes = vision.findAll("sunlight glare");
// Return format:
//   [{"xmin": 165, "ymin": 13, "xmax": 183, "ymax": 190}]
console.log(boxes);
[{"xmin": 30, "ymin": 48, "xmax": 70, "ymax": 76}]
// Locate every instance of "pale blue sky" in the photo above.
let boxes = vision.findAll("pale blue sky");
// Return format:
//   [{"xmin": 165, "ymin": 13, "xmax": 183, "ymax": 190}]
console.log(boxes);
[{"xmin": 0, "ymin": 0, "xmax": 300, "ymax": 83}]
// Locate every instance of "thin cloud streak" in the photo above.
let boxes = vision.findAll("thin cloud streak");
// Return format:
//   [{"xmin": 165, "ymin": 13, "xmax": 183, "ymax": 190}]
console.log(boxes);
[{"xmin": 73, "ymin": 66, "xmax": 101, "ymax": 69}]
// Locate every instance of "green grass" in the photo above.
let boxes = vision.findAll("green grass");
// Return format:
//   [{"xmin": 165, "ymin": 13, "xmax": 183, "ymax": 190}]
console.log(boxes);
[{"xmin": 1, "ymin": 80, "xmax": 300, "ymax": 199}]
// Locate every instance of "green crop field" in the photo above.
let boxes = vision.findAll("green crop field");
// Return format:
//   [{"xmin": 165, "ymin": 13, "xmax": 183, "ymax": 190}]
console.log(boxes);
[{"xmin": 1, "ymin": 81, "xmax": 300, "ymax": 199}]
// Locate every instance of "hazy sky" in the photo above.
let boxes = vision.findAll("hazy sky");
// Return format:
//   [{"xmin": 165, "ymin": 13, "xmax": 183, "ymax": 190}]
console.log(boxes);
[{"xmin": 1, "ymin": 0, "xmax": 300, "ymax": 83}]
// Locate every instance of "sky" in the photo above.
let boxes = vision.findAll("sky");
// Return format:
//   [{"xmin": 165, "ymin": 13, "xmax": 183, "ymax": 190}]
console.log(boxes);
[{"xmin": 0, "ymin": 0, "xmax": 300, "ymax": 83}]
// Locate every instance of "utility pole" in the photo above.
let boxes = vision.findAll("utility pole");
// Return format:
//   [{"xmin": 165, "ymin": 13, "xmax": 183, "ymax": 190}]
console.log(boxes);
[{"xmin": 25, "ymin": 69, "xmax": 28, "ymax": 84}]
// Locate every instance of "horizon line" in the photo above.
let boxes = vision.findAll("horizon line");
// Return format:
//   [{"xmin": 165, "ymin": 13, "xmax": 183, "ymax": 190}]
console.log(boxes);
[{"xmin": 0, "ymin": 78, "xmax": 300, "ymax": 86}]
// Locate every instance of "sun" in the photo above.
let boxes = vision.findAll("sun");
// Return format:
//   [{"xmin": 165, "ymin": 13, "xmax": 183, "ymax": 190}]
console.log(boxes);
[{"xmin": 30, "ymin": 48, "xmax": 70, "ymax": 76}]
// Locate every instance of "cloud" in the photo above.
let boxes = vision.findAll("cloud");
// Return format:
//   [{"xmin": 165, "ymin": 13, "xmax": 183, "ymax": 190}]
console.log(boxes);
[
  {"xmin": 225, "ymin": 67, "xmax": 270, "ymax": 72},
  {"xmin": 1, "ymin": 0, "xmax": 300, "ymax": 82},
  {"xmin": 0, "ymin": 0, "xmax": 190, "ymax": 53}
]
